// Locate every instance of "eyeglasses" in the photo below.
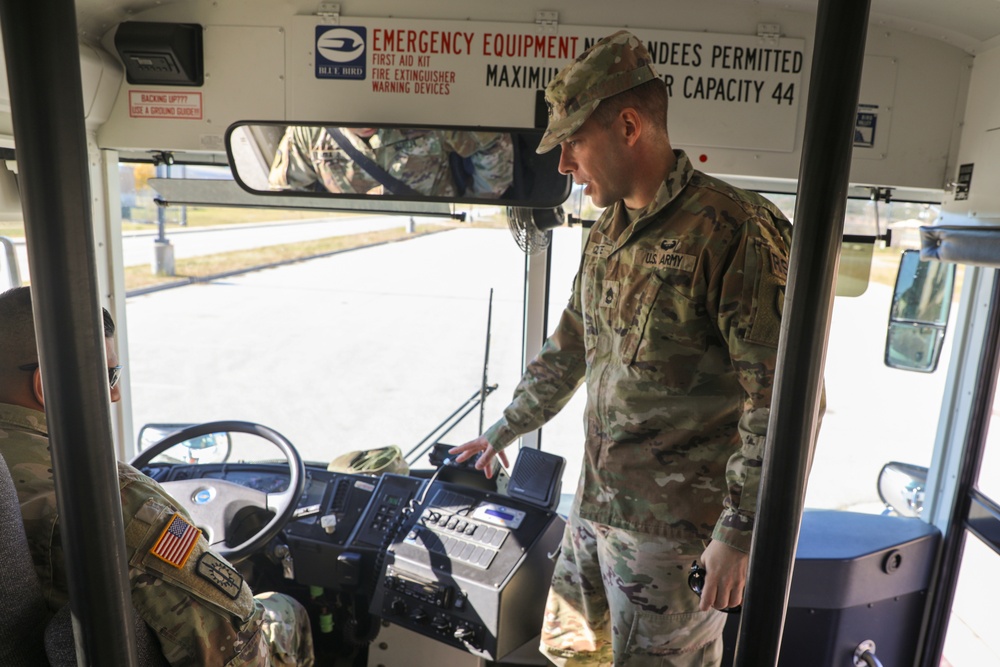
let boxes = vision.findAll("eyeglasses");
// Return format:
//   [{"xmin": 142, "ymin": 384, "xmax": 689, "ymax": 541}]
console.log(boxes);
[
  {"xmin": 688, "ymin": 561, "xmax": 742, "ymax": 614},
  {"xmin": 19, "ymin": 362, "xmax": 124, "ymax": 389}
]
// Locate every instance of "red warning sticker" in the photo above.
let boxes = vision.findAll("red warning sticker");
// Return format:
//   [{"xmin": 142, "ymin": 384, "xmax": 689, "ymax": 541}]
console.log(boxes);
[{"xmin": 128, "ymin": 91, "xmax": 203, "ymax": 120}]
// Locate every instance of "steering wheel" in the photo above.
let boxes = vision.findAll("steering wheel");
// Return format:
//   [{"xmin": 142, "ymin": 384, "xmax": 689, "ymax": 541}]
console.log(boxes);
[{"xmin": 130, "ymin": 421, "xmax": 305, "ymax": 563}]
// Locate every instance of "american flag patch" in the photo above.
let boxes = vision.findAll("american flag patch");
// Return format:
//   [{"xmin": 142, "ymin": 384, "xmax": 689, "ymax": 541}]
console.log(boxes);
[{"xmin": 150, "ymin": 513, "xmax": 201, "ymax": 568}]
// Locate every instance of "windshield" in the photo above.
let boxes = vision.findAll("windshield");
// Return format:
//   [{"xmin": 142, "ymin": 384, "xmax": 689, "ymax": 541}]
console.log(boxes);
[
  {"xmin": 21, "ymin": 164, "xmax": 959, "ymax": 512},
  {"xmin": 116, "ymin": 162, "xmax": 530, "ymax": 467},
  {"xmin": 542, "ymin": 187, "xmax": 959, "ymax": 514}
]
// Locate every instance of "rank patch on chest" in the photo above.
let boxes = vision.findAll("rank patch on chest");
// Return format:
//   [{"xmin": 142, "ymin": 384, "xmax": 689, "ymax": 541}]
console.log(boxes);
[
  {"xmin": 637, "ymin": 249, "xmax": 696, "ymax": 272},
  {"xmin": 770, "ymin": 247, "xmax": 789, "ymax": 280},
  {"xmin": 600, "ymin": 280, "xmax": 620, "ymax": 308},
  {"xmin": 150, "ymin": 513, "xmax": 201, "ymax": 568},
  {"xmin": 196, "ymin": 551, "xmax": 244, "ymax": 599}
]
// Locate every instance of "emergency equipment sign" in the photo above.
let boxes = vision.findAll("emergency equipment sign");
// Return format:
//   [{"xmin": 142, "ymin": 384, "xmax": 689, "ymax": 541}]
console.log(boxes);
[{"xmin": 293, "ymin": 18, "xmax": 806, "ymax": 151}]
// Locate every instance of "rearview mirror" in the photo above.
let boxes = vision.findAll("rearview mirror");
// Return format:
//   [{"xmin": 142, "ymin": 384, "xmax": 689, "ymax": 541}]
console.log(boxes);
[
  {"xmin": 225, "ymin": 122, "xmax": 571, "ymax": 208},
  {"xmin": 884, "ymin": 249, "xmax": 955, "ymax": 372}
]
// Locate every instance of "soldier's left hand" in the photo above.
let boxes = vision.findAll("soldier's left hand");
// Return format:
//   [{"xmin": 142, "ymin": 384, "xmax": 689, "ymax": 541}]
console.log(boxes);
[{"xmin": 697, "ymin": 540, "xmax": 749, "ymax": 612}]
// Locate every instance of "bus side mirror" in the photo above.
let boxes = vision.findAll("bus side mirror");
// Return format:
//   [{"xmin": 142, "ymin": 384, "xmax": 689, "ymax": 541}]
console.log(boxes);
[
  {"xmin": 877, "ymin": 461, "xmax": 928, "ymax": 517},
  {"xmin": 884, "ymin": 249, "xmax": 955, "ymax": 372},
  {"xmin": 138, "ymin": 423, "xmax": 232, "ymax": 464}
]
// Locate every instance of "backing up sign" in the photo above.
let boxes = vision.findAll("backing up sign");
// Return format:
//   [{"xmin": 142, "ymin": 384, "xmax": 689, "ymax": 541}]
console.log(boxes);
[{"xmin": 316, "ymin": 26, "xmax": 367, "ymax": 79}]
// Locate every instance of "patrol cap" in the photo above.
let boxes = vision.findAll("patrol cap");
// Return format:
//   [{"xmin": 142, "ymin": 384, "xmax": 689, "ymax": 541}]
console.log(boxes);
[{"xmin": 536, "ymin": 30, "xmax": 659, "ymax": 154}]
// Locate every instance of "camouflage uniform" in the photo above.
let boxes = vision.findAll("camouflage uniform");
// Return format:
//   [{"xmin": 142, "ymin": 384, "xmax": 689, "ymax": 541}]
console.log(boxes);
[
  {"xmin": 269, "ymin": 125, "xmax": 513, "ymax": 198},
  {"xmin": 268, "ymin": 125, "xmax": 381, "ymax": 194},
  {"xmin": 482, "ymin": 31, "xmax": 792, "ymax": 665},
  {"xmin": 0, "ymin": 402, "xmax": 314, "ymax": 666},
  {"xmin": 543, "ymin": 513, "xmax": 726, "ymax": 666},
  {"xmin": 374, "ymin": 129, "xmax": 513, "ymax": 198},
  {"xmin": 441, "ymin": 131, "xmax": 515, "ymax": 197}
]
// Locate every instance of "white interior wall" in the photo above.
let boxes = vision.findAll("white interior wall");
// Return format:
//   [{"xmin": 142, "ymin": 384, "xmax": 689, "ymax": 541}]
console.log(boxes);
[
  {"xmin": 940, "ymin": 42, "xmax": 1000, "ymax": 221},
  {"xmin": 0, "ymin": 0, "xmax": 978, "ymax": 211}
]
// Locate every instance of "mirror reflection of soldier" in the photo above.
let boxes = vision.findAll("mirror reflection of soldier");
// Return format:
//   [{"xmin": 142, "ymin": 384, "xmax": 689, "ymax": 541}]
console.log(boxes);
[
  {"xmin": 375, "ymin": 129, "xmax": 514, "ymax": 198},
  {"xmin": 268, "ymin": 125, "xmax": 513, "ymax": 198},
  {"xmin": 268, "ymin": 125, "xmax": 380, "ymax": 194}
]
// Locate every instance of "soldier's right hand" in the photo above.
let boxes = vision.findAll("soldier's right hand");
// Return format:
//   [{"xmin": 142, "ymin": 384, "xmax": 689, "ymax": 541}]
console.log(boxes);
[{"xmin": 448, "ymin": 437, "xmax": 509, "ymax": 479}]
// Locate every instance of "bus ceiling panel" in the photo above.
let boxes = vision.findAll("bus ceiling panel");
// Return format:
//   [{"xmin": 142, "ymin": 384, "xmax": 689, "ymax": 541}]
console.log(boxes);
[
  {"xmin": 0, "ymin": 39, "xmax": 123, "ymax": 142},
  {"xmin": 80, "ymin": 42, "xmax": 124, "ymax": 129},
  {"xmin": 96, "ymin": 23, "xmax": 285, "ymax": 154},
  {"xmin": 90, "ymin": 11, "xmax": 968, "ymax": 193},
  {"xmin": 71, "ymin": 0, "xmax": 1000, "ymax": 54},
  {"xmin": 941, "ymin": 48, "xmax": 1000, "ymax": 222}
]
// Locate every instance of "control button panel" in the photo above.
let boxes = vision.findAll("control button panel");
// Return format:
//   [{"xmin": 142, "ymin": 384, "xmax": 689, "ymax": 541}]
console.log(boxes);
[{"xmin": 407, "ymin": 507, "xmax": 510, "ymax": 569}]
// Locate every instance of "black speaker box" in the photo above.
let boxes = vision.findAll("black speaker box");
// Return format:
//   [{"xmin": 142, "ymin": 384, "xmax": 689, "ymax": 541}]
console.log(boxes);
[
  {"xmin": 114, "ymin": 22, "xmax": 204, "ymax": 86},
  {"xmin": 507, "ymin": 448, "xmax": 564, "ymax": 510}
]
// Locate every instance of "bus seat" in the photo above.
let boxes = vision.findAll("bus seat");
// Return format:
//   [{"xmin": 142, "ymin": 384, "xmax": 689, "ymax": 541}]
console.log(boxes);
[
  {"xmin": 45, "ymin": 603, "xmax": 169, "ymax": 667},
  {"xmin": 0, "ymin": 451, "xmax": 166, "ymax": 666},
  {"xmin": 0, "ymin": 453, "xmax": 51, "ymax": 665}
]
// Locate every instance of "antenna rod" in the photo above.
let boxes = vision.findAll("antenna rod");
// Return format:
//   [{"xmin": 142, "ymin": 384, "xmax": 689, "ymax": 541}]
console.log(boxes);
[{"xmin": 479, "ymin": 288, "xmax": 494, "ymax": 434}]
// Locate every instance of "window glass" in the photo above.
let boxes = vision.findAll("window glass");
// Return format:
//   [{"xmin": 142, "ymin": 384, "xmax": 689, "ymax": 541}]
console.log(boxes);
[
  {"xmin": 538, "ymin": 224, "xmax": 587, "ymax": 499},
  {"xmin": 948, "ymin": 352, "xmax": 1000, "ymax": 666},
  {"xmin": 806, "ymin": 199, "xmax": 957, "ymax": 511},
  {"xmin": 974, "ymin": 342, "xmax": 1000, "ymax": 501},
  {"xmin": 122, "ymin": 163, "xmax": 530, "ymax": 467},
  {"xmin": 942, "ymin": 533, "xmax": 1000, "ymax": 667},
  {"xmin": 541, "ymin": 187, "xmax": 957, "ymax": 514}
]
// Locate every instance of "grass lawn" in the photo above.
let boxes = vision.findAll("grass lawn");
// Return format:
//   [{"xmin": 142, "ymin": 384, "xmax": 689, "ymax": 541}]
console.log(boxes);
[
  {"xmin": 1, "ymin": 208, "xmax": 347, "ymax": 238},
  {"xmin": 123, "ymin": 223, "xmax": 451, "ymax": 291}
]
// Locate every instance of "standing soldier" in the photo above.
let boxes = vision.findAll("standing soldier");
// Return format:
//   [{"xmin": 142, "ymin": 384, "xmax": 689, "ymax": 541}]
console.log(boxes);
[{"xmin": 451, "ymin": 30, "xmax": 794, "ymax": 666}]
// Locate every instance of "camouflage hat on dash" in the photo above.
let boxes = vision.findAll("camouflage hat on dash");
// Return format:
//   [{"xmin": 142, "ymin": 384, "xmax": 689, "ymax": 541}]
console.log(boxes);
[{"xmin": 536, "ymin": 30, "xmax": 659, "ymax": 154}]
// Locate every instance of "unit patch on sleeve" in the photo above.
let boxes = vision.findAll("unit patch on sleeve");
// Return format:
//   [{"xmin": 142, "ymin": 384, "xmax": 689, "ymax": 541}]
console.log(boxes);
[
  {"xmin": 196, "ymin": 551, "xmax": 244, "ymax": 599},
  {"xmin": 150, "ymin": 513, "xmax": 201, "ymax": 568}
]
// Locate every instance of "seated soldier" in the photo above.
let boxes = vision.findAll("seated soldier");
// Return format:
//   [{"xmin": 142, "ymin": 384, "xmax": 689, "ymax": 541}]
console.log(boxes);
[{"xmin": 0, "ymin": 286, "xmax": 314, "ymax": 666}]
